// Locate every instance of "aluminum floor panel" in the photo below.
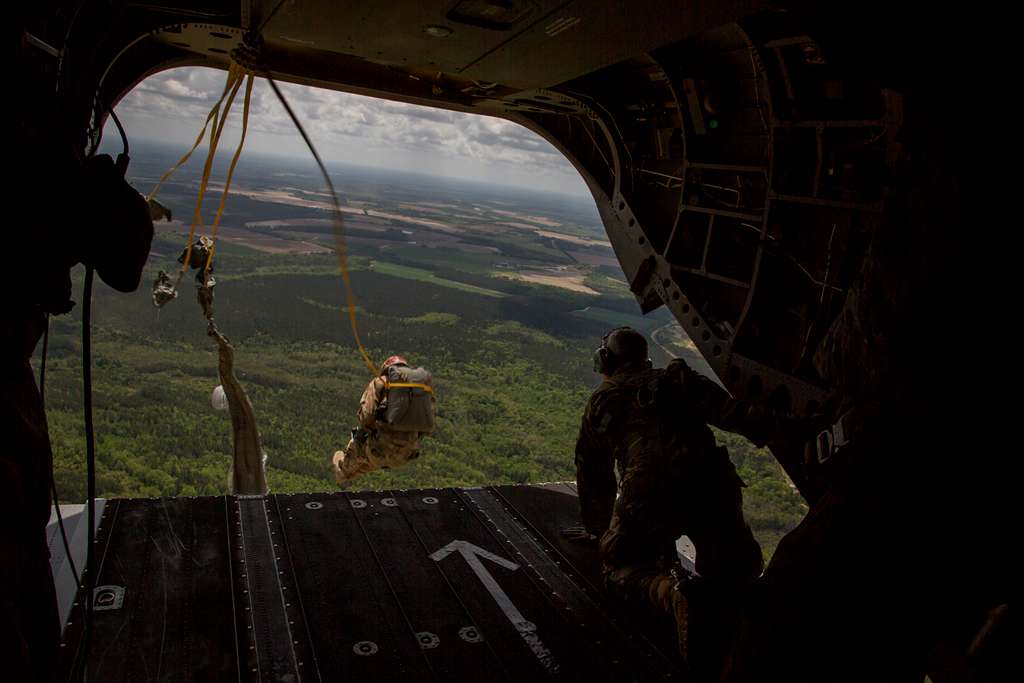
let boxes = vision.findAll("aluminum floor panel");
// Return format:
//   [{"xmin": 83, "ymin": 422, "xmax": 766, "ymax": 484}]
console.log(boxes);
[
  {"xmin": 56, "ymin": 486, "xmax": 687, "ymax": 682},
  {"xmin": 276, "ymin": 492, "xmax": 434, "ymax": 681},
  {"xmin": 490, "ymin": 484, "xmax": 689, "ymax": 662},
  {"xmin": 58, "ymin": 497, "xmax": 240, "ymax": 681},
  {"xmin": 354, "ymin": 490, "xmax": 506, "ymax": 681}
]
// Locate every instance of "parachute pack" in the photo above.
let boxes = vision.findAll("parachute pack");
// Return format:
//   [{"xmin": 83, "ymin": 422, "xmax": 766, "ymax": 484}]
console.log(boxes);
[{"xmin": 380, "ymin": 364, "xmax": 435, "ymax": 433}]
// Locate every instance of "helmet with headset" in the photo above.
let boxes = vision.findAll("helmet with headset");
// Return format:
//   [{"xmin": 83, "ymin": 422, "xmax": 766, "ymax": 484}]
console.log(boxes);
[{"xmin": 592, "ymin": 327, "xmax": 652, "ymax": 375}]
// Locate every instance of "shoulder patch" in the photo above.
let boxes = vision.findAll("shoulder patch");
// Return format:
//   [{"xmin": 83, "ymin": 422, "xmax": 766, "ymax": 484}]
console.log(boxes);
[{"xmin": 595, "ymin": 410, "xmax": 614, "ymax": 434}]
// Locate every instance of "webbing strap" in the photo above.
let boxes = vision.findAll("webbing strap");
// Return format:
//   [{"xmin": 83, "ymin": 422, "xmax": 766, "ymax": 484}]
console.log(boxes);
[
  {"xmin": 145, "ymin": 68, "xmax": 238, "ymax": 203},
  {"xmin": 260, "ymin": 73, "xmax": 381, "ymax": 376},
  {"xmin": 180, "ymin": 64, "xmax": 244, "ymax": 274},
  {"xmin": 385, "ymin": 382, "xmax": 433, "ymax": 393},
  {"xmin": 204, "ymin": 72, "xmax": 255, "ymax": 273},
  {"xmin": 146, "ymin": 64, "xmax": 255, "ymax": 279},
  {"xmin": 333, "ymin": 218, "xmax": 378, "ymax": 375},
  {"xmin": 149, "ymin": 59, "xmax": 384, "ymax": 381}
]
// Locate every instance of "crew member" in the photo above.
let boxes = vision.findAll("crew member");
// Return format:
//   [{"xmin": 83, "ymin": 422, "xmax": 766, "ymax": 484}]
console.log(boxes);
[
  {"xmin": 1, "ymin": 147, "xmax": 154, "ymax": 679},
  {"xmin": 568, "ymin": 327, "xmax": 777, "ymax": 679},
  {"xmin": 332, "ymin": 355, "xmax": 435, "ymax": 485}
]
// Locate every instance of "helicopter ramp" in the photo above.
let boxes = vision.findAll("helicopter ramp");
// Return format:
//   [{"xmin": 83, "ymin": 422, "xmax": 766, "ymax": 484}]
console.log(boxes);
[{"xmin": 55, "ymin": 484, "xmax": 689, "ymax": 681}]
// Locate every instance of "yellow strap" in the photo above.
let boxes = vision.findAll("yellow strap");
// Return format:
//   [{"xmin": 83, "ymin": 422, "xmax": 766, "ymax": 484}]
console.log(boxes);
[
  {"xmin": 261, "ymin": 72, "xmax": 380, "ymax": 376},
  {"xmin": 146, "ymin": 66, "xmax": 239, "ymax": 203},
  {"xmin": 385, "ymin": 382, "xmax": 433, "ymax": 393},
  {"xmin": 332, "ymin": 210, "xmax": 379, "ymax": 375},
  {"xmin": 204, "ymin": 72, "xmax": 254, "ymax": 273},
  {"xmin": 180, "ymin": 65, "xmax": 244, "ymax": 274},
  {"xmin": 149, "ymin": 62, "xmax": 384, "ymax": 381}
]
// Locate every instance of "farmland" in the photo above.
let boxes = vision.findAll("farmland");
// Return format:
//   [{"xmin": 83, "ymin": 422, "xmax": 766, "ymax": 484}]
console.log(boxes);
[{"xmin": 38, "ymin": 141, "xmax": 806, "ymax": 557}]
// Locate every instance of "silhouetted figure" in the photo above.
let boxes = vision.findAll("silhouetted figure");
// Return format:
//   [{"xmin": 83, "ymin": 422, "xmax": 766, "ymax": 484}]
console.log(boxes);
[
  {"xmin": 2, "ymin": 135, "xmax": 153, "ymax": 682},
  {"xmin": 569, "ymin": 327, "xmax": 779, "ymax": 679}
]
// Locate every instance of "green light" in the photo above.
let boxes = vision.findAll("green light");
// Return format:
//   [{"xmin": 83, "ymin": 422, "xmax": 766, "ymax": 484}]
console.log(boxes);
[{"xmin": 708, "ymin": 119, "xmax": 719, "ymax": 129}]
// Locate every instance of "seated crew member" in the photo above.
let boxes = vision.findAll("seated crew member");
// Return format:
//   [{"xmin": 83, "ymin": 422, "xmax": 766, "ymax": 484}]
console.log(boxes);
[
  {"xmin": 332, "ymin": 355, "xmax": 435, "ymax": 485},
  {"xmin": 566, "ymin": 327, "xmax": 779, "ymax": 680}
]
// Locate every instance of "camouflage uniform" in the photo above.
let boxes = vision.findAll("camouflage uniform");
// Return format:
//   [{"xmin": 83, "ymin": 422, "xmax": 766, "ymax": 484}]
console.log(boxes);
[
  {"xmin": 576, "ymin": 359, "xmax": 775, "ymax": 674},
  {"xmin": 332, "ymin": 376, "xmax": 433, "ymax": 484}
]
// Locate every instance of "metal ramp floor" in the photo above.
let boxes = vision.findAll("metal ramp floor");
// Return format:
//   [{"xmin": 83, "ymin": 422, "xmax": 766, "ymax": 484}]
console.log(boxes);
[{"xmin": 56, "ymin": 484, "xmax": 689, "ymax": 681}]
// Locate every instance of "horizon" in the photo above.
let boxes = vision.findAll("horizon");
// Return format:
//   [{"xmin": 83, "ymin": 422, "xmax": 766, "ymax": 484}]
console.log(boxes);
[
  {"xmin": 102, "ymin": 66, "xmax": 595, "ymax": 200},
  {"xmin": 112, "ymin": 137, "xmax": 600, "ymax": 207}
]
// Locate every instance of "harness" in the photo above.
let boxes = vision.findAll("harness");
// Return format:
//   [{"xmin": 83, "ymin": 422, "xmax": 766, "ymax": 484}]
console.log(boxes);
[{"xmin": 384, "ymin": 381, "xmax": 433, "ymax": 393}]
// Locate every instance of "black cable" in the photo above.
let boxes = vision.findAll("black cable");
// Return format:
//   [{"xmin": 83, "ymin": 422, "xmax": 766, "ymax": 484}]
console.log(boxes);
[
  {"xmin": 72, "ymin": 266, "xmax": 97, "ymax": 682},
  {"xmin": 106, "ymin": 102, "xmax": 129, "ymax": 159},
  {"xmin": 263, "ymin": 75, "xmax": 341, "ymax": 207},
  {"xmin": 72, "ymin": 91, "xmax": 128, "ymax": 682},
  {"xmin": 40, "ymin": 314, "xmax": 82, "ymax": 588},
  {"xmin": 89, "ymin": 99, "xmax": 129, "ymax": 164},
  {"xmin": 56, "ymin": 0, "xmax": 90, "ymax": 96},
  {"xmin": 261, "ymin": 72, "xmax": 378, "ymax": 368}
]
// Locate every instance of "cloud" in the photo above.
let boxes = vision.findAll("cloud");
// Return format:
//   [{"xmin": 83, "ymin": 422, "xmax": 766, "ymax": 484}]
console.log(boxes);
[{"xmin": 114, "ymin": 67, "xmax": 589, "ymax": 196}]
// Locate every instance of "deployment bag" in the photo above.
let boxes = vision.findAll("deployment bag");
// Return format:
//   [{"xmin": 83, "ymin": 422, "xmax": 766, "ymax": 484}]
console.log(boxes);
[{"xmin": 380, "ymin": 365, "xmax": 435, "ymax": 432}]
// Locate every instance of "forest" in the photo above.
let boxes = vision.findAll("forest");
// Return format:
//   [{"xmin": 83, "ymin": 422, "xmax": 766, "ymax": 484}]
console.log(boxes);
[{"xmin": 36, "ymin": 148, "xmax": 807, "ymax": 557}]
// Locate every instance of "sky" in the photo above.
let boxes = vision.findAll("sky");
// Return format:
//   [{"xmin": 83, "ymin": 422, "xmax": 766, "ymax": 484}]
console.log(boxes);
[{"xmin": 105, "ymin": 67, "xmax": 593, "ymax": 198}]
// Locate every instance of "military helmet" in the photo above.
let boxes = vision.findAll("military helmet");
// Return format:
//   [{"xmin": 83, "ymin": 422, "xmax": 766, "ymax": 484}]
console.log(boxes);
[
  {"xmin": 381, "ymin": 355, "xmax": 409, "ymax": 372},
  {"xmin": 593, "ymin": 327, "xmax": 651, "ymax": 374}
]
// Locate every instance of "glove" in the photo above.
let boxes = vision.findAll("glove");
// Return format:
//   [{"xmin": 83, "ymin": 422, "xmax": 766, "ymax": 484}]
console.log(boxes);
[{"xmin": 560, "ymin": 525, "xmax": 599, "ymax": 546}]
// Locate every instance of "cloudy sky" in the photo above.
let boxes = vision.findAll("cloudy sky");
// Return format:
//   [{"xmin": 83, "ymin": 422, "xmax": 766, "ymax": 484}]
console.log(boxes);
[{"xmin": 105, "ymin": 67, "xmax": 591, "ymax": 197}]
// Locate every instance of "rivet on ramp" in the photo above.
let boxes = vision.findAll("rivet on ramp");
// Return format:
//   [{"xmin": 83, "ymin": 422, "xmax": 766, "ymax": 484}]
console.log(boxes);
[
  {"xmin": 381, "ymin": 498, "xmax": 397, "ymax": 507},
  {"xmin": 417, "ymin": 632, "xmax": 440, "ymax": 649},
  {"xmin": 350, "ymin": 499, "xmax": 367, "ymax": 509},
  {"xmin": 353, "ymin": 640, "xmax": 378, "ymax": 656},
  {"xmin": 458, "ymin": 626, "xmax": 483, "ymax": 643},
  {"xmin": 422, "ymin": 496, "xmax": 439, "ymax": 505},
  {"xmin": 304, "ymin": 501, "xmax": 324, "ymax": 510}
]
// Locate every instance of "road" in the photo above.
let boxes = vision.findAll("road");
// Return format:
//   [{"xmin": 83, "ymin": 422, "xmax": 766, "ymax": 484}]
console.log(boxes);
[
  {"xmin": 650, "ymin": 321, "xmax": 722, "ymax": 384},
  {"xmin": 650, "ymin": 322, "xmax": 681, "ymax": 360}
]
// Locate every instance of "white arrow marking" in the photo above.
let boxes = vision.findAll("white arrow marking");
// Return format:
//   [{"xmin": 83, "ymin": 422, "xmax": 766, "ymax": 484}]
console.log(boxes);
[{"xmin": 430, "ymin": 540, "xmax": 559, "ymax": 673}]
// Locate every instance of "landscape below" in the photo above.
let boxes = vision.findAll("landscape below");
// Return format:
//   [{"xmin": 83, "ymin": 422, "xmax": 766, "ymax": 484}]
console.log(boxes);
[{"xmin": 38, "ymin": 142, "xmax": 806, "ymax": 558}]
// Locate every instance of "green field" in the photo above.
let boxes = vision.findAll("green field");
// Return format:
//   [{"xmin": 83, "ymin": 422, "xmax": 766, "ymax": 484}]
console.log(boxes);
[
  {"xmin": 570, "ymin": 305, "xmax": 656, "ymax": 331},
  {"xmin": 41, "ymin": 259, "xmax": 805, "ymax": 559},
  {"xmin": 367, "ymin": 260, "xmax": 507, "ymax": 297},
  {"xmin": 387, "ymin": 244, "xmax": 502, "ymax": 274},
  {"xmin": 39, "ymin": 146, "xmax": 808, "ymax": 559}
]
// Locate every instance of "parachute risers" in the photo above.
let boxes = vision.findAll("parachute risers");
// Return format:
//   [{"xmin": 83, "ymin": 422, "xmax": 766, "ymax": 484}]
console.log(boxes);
[{"xmin": 379, "ymin": 364, "xmax": 435, "ymax": 433}]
